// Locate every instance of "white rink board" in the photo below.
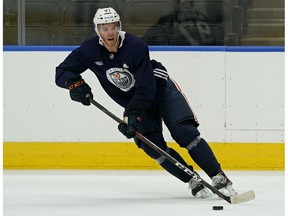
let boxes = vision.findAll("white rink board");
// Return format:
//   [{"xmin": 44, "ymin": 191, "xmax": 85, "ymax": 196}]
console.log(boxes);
[
  {"xmin": 225, "ymin": 52, "xmax": 284, "ymax": 142},
  {"xmin": 3, "ymin": 50, "xmax": 284, "ymax": 142}
]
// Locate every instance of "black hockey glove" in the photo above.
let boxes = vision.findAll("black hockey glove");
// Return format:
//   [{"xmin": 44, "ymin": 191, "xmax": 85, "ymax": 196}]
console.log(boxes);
[
  {"xmin": 118, "ymin": 111, "xmax": 141, "ymax": 139},
  {"xmin": 67, "ymin": 78, "xmax": 93, "ymax": 106}
]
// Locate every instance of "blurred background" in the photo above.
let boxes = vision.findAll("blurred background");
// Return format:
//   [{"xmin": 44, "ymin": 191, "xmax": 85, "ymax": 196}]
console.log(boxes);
[
  {"xmin": 3, "ymin": 0, "xmax": 285, "ymax": 171},
  {"xmin": 3, "ymin": 0, "xmax": 285, "ymax": 46}
]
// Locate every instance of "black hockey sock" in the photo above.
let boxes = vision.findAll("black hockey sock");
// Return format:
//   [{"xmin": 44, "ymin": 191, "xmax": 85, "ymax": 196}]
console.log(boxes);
[
  {"xmin": 159, "ymin": 148, "xmax": 193, "ymax": 183},
  {"xmin": 188, "ymin": 138, "xmax": 221, "ymax": 178}
]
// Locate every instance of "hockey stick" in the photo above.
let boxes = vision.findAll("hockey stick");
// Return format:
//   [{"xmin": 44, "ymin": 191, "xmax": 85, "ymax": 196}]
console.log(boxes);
[{"xmin": 88, "ymin": 98, "xmax": 255, "ymax": 204}]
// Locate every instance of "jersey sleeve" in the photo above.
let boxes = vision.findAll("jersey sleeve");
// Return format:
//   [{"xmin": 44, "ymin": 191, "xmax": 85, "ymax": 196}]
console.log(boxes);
[{"xmin": 55, "ymin": 47, "xmax": 88, "ymax": 88}]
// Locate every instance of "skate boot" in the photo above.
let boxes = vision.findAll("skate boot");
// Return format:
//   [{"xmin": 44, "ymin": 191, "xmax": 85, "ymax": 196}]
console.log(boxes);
[
  {"xmin": 212, "ymin": 171, "xmax": 237, "ymax": 196},
  {"xmin": 188, "ymin": 172, "xmax": 212, "ymax": 198}
]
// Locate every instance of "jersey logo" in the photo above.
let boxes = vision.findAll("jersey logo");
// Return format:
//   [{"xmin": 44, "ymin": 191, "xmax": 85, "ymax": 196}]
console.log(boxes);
[
  {"xmin": 94, "ymin": 61, "xmax": 104, "ymax": 66},
  {"xmin": 106, "ymin": 68, "xmax": 135, "ymax": 92}
]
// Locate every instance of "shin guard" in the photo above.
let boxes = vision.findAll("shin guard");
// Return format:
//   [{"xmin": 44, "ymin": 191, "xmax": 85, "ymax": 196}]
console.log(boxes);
[
  {"xmin": 156, "ymin": 148, "xmax": 193, "ymax": 183},
  {"xmin": 187, "ymin": 138, "xmax": 221, "ymax": 178}
]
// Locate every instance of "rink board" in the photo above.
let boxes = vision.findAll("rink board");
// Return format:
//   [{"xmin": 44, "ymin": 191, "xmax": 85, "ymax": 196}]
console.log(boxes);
[
  {"xmin": 3, "ymin": 46, "xmax": 285, "ymax": 170},
  {"xmin": 3, "ymin": 142, "xmax": 284, "ymax": 170}
]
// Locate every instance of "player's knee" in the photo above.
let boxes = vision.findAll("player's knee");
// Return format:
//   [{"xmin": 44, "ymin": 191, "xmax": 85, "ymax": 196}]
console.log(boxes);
[
  {"xmin": 154, "ymin": 147, "xmax": 173, "ymax": 164},
  {"xmin": 140, "ymin": 143, "xmax": 162, "ymax": 159},
  {"xmin": 136, "ymin": 132, "xmax": 167, "ymax": 160},
  {"xmin": 170, "ymin": 120, "xmax": 201, "ymax": 149}
]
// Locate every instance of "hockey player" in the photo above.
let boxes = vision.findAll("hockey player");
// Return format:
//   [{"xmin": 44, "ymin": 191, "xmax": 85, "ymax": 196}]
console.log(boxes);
[{"xmin": 55, "ymin": 7, "xmax": 237, "ymax": 198}]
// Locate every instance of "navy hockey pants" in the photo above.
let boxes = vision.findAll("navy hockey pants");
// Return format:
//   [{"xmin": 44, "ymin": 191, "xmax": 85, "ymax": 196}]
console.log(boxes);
[{"xmin": 134, "ymin": 78, "xmax": 221, "ymax": 182}]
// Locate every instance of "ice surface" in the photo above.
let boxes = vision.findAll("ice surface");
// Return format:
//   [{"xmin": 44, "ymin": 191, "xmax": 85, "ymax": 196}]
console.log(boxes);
[{"xmin": 3, "ymin": 170, "xmax": 285, "ymax": 216}]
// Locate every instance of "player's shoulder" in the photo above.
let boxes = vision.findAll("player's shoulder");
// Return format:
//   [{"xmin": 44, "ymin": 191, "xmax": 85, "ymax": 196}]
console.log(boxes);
[
  {"xmin": 123, "ymin": 32, "xmax": 148, "ymax": 50},
  {"xmin": 77, "ymin": 35, "xmax": 102, "ymax": 58},
  {"xmin": 80, "ymin": 35, "xmax": 99, "ymax": 49}
]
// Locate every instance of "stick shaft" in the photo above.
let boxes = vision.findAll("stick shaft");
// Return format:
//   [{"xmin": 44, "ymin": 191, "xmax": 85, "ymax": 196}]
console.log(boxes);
[
  {"xmin": 89, "ymin": 98, "xmax": 232, "ymax": 203},
  {"xmin": 134, "ymin": 131, "xmax": 232, "ymax": 201},
  {"xmin": 89, "ymin": 98, "xmax": 123, "ymax": 123}
]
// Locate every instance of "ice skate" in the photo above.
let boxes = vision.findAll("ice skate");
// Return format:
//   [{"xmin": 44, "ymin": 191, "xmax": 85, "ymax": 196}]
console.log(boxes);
[
  {"xmin": 188, "ymin": 172, "xmax": 212, "ymax": 198},
  {"xmin": 212, "ymin": 171, "xmax": 237, "ymax": 196}
]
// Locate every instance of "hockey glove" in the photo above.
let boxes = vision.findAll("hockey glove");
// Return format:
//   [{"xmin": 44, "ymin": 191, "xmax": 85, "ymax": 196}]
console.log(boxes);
[
  {"xmin": 118, "ymin": 111, "xmax": 141, "ymax": 139},
  {"xmin": 67, "ymin": 78, "xmax": 93, "ymax": 105}
]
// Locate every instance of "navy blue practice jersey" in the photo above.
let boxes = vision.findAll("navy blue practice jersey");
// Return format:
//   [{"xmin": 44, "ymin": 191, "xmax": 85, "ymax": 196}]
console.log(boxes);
[{"xmin": 55, "ymin": 31, "xmax": 168, "ymax": 113}]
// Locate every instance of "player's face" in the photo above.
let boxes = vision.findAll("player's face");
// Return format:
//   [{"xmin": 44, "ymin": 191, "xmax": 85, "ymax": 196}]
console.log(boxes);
[{"xmin": 98, "ymin": 22, "xmax": 119, "ymax": 47}]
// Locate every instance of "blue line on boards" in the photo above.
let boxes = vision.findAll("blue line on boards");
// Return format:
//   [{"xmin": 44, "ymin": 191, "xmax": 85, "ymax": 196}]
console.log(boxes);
[{"xmin": 3, "ymin": 45, "xmax": 285, "ymax": 52}]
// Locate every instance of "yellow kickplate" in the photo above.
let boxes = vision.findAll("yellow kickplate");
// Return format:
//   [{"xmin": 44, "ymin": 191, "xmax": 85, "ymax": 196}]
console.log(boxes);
[{"xmin": 3, "ymin": 142, "xmax": 284, "ymax": 170}]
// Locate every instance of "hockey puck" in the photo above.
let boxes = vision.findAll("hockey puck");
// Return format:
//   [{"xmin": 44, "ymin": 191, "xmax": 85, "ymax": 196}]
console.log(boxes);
[{"xmin": 213, "ymin": 206, "xmax": 223, "ymax": 210}]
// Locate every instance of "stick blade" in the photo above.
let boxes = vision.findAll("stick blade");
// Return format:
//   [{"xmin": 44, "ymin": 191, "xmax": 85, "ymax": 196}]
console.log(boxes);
[{"xmin": 230, "ymin": 190, "xmax": 255, "ymax": 204}]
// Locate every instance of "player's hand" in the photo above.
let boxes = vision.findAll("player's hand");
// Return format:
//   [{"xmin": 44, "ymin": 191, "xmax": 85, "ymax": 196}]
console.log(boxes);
[
  {"xmin": 118, "ymin": 111, "xmax": 141, "ymax": 139},
  {"xmin": 67, "ymin": 78, "xmax": 93, "ymax": 105}
]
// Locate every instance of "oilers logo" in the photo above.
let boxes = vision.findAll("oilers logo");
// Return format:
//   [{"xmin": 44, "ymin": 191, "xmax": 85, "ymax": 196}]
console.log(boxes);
[{"xmin": 106, "ymin": 67, "xmax": 135, "ymax": 92}]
